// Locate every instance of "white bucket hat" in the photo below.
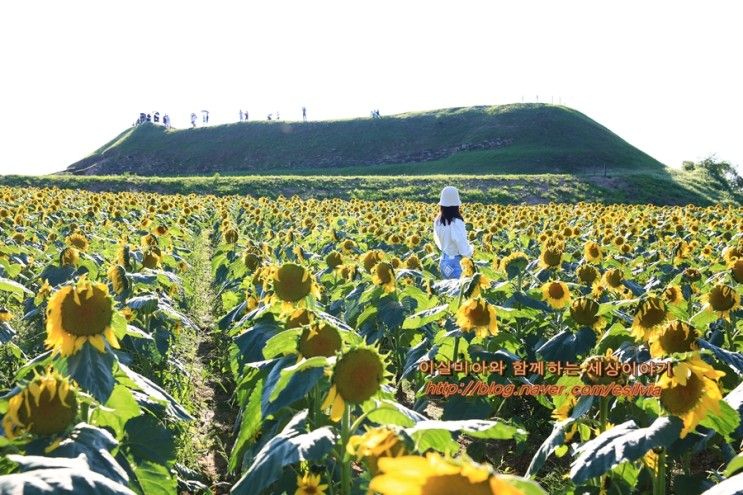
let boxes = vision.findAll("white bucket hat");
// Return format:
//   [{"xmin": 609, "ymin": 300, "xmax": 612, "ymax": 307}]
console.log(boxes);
[{"xmin": 438, "ymin": 186, "xmax": 462, "ymax": 207}]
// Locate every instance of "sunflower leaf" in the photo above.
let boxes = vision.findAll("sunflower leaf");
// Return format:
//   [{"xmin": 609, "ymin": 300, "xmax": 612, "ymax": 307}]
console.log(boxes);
[
  {"xmin": 0, "ymin": 276, "xmax": 32, "ymax": 302},
  {"xmin": 569, "ymin": 416, "xmax": 683, "ymax": 483},
  {"xmin": 231, "ymin": 410, "xmax": 336, "ymax": 495},
  {"xmin": 66, "ymin": 343, "xmax": 116, "ymax": 403}
]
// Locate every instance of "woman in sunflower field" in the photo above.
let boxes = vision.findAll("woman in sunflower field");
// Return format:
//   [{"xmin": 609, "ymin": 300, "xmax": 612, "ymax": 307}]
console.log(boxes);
[{"xmin": 433, "ymin": 186, "xmax": 474, "ymax": 279}]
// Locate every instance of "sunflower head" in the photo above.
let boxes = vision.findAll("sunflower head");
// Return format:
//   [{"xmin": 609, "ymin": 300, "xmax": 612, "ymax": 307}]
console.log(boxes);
[
  {"xmin": 584, "ymin": 241, "xmax": 603, "ymax": 263},
  {"xmin": 602, "ymin": 268, "xmax": 623, "ymax": 289},
  {"xmin": 45, "ymin": 279, "xmax": 119, "ymax": 356},
  {"xmin": 576, "ymin": 264, "xmax": 599, "ymax": 286},
  {"xmin": 369, "ymin": 452, "xmax": 527, "ymax": 495},
  {"xmin": 322, "ymin": 346, "xmax": 387, "ymax": 421},
  {"xmin": 456, "ymin": 298, "xmax": 498, "ymax": 338},
  {"xmin": 2, "ymin": 367, "xmax": 77, "ymax": 439},
  {"xmin": 295, "ymin": 472, "xmax": 328, "ymax": 495},
  {"xmin": 107, "ymin": 264, "xmax": 129, "ymax": 295},
  {"xmin": 539, "ymin": 246, "xmax": 563, "ymax": 269},
  {"xmin": 371, "ymin": 262, "xmax": 396, "ymax": 293},
  {"xmin": 242, "ymin": 251, "xmax": 262, "ymax": 271},
  {"xmin": 0, "ymin": 307, "xmax": 11, "ymax": 322},
  {"xmin": 460, "ymin": 257, "xmax": 475, "ymax": 277},
  {"xmin": 631, "ymin": 296, "xmax": 668, "ymax": 341},
  {"xmin": 648, "ymin": 320, "xmax": 699, "ymax": 357},
  {"xmin": 223, "ymin": 227, "xmax": 239, "ymax": 245},
  {"xmin": 361, "ymin": 250, "xmax": 384, "ymax": 272},
  {"xmin": 663, "ymin": 285, "xmax": 684, "ymax": 306},
  {"xmin": 298, "ymin": 321, "xmax": 342, "ymax": 358},
  {"xmin": 66, "ymin": 232, "xmax": 89, "ymax": 252},
  {"xmin": 682, "ymin": 268, "xmax": 701, "ymax": 283},
  {"xmin": 581, "ymin": 349, "xmax": 626, "ymax": 385},
  {"xmin": 325, "ymin": 250, "xmax": 343, "ymax": 270},
  {"xmin": 60, "ymin": 247, "xmax": 79, "ymax": 267},
  {"xmin": 658, "ymin": 357, "xmax": 725, "ymax": 438},
  {"xmin": 541, "ymin": 280, "xmax": 571, "ymax": 309},
  {"xmin": 702, "ymin": 284, "xmax": 740, "ymax": 319},
  {"xmin": 116, "ymin": 244, "xmax": 132, "ymax": 270},
  {"xmin": 569, "ymin": 297, "xmax": 604, "ymax": 330},
  {"xmin": 731, "ymin": 258, "xmax": 743, "ymax": 284},
  {"xmin": 405, "ymin": 255, "xmax": 422, "ymax": 270},
  {"xmin": 500, "ymin": 252, "xmax": 528, "ymax": 279},
  {"xmin": 285, "ymin": 308, "xmax": 315, "ymax": 329},
  {"xmin": 347, "ymin": 426, "xmax": 406, "ymax": 474},
  {"xmin": 270, "ymin": 263, "xmax": 320, "ymax": 305},
  {"xmin": 142, "ymin": 248, "xmax": 161, "ymax": 269}
]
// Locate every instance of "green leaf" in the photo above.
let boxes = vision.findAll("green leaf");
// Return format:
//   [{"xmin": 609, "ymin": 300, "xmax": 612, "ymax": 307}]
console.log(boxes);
[
  {"xmin": 229, "ymin": 379, "xmax": 264, "ymax": 473},
  {"xmin": 0, "ymin": 276, "xmax": 32, "ymax": 302},
  {"xmin": 700, "ymin": 473, "xmax": 743, "ymax": 495},
  {"xmin": 262, "ymin": 356, "xmax": 326, "ymax": 417},
  {"xmin": 124, "ymin": 415, "xmax": 175, "ymax": 465},
  {"xmin": 402, "ymin": 304, "xmax": 449, "ymax": 329},
  {"xmin": 67, "ymin": 343, "xmax": 116, "ymax": 403},
  {"xmin": 405, "ymin": 419, "xmax": 527, "ymax": 454},
  {"xmin": 111, "ymin": 312, "xmax": 128, "ymax": 339},
  {"xmin": 699, "ymin": 400, "xmax": 740, "ymax": 438},
  {"xmin": 690, "ymin": 308, "xmax": 719, "ymax": 329},
  {"xmin": 231, "ymin": 410, "xmax": 337, "ymax": 495},
  {"xmin": 0, "ymin": 466, "xmax": 135, "ymax": 494},
  {"xmin": 363, "ymin": 399, "xmax": 427, "ymax": 428},
  {"xmin": 263, "ymin": 328, "xmax": 302, "ymax": 359},
  {"xmin": 125, "ymin": 295, "xmax": 159, "ymax": 314},
  {"xmin": 127, "ymin": 458, "xmax": 177, "ymax": 495},
  {"xmin": 570, "ymin": 417, "xmax": 683, "ymax": 483},
  {"xmin": 91, "ymin": 386, "xmax": 142, "ymax": 439},
  {"xmin": 723, "ymin": 452, "xmax": 743, "ymax": 478}
]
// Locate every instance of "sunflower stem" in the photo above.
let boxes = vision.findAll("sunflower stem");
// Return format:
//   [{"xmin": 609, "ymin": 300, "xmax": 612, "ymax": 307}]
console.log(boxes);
[
  {"xmin": 654, "ymin": 449, "xmax": 667, "ymax": 495},
  {"xmin": 340, "ymin": 405, "xmax": 352, "ymax": 495},
  {"xmin": 452, "ymin": 336, "xmax": 461, "ymax": 362}
]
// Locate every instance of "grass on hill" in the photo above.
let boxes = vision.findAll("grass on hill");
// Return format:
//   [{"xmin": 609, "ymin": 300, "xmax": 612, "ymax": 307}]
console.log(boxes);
[
  {"xmin": 3, "ymin": 168, "xmax": 740, "ymax": 206},
  {"xmin": 66, "ymin": 104, "xmax": 665, "ymax": 176}
]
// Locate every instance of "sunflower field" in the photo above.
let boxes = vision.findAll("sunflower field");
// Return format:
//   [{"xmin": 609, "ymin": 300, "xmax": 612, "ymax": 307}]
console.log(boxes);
[{"xmin": 1, "ymin": 186, "xmax": 742, "ymax": 495}]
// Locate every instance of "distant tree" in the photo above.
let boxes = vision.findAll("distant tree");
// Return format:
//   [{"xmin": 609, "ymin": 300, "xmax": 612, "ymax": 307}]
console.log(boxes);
[{"xmin": 682, "ymin": 160, "xmax": 695, "ymax": 171}]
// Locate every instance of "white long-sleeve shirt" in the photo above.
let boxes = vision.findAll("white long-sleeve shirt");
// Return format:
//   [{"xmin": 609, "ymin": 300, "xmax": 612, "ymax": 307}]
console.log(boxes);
[{"xmin": 433, "ymin": 218, "xmax": 474, "ymax": 257}]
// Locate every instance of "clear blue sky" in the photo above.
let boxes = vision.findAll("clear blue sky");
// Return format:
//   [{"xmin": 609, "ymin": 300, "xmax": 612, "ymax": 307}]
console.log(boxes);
[{"xmin": 0, "ymin": 0, "xmax": 741, "ymax": 175}]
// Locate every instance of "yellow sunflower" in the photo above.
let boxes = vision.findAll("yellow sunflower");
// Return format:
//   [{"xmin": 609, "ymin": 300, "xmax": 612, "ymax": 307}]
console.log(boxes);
[
  {"xmin": 325, "ymin": 250, "xmax": 343, "ymax": 270},
  {"xmin": 405, "ymin": 255, "xmax": 422, "ymax": 270},
  {"xmin": 269, "ymin": 263, "xmax": 321, "ymax": 310},
  {"xmin": 456, "ymin": 298, "xmax": 498, "ymax": 338},
  {"xmin": 569, "ymin": 297, "xmax": 605, "ymax": 331},
  {"xmin": 298, "ymin": 321, "xmax": 342, "ymax": 358},
  {"xmin": 460, "ymin": 257, "xmax": 476, "ymax": 277},
  {"xmin": 648, "ymin": 320, "xmax": 699, "ymax": 358},
  {"xmin": 552, "ymin": 395, "xmax": 578, "ymax": 442},
  {"xmin": 2, "ymin": 367, "xmax": 77, "ymax": 439},
  {"xmin": 371, "ymin": 261, "xmax": 396, "ymax": 293},
  {"xmin": 658, "ymin": 356, "xmax": 725, "ymax": 438},
  {"xmin": 45, "ymin": 279, "xmax": 120, "ymax": 356},
  {"xmin": 730, "ymin": 258, "xmax": 743, "ymax": 284},
  {"xmin": 500, "ymin": 252, "xmax": 528, "ymax": 279},
  {"xmin": 601, "ymin": 268, "xmax": 623, "ymax": 291},
  {"xmin": 538, "ymin": 246, "xmax": 563, "ymax": 270},
  {"xmin": 66, "ymin": 232, "xmax": 89, "ymax": 252},
  {"xmin": 369, "ymin": 452, "xmax": 526, "ymax": 495},
  {"xmin": 580, "ymin": 349, "xmax": 625, "ymax": 385},
  {"xmin": 361, "ymin": 250, "xmax": 384, "ymax": 273},
  {"xmin": 576, "ymin": 264, "xmax": 600, "ymax": 286},
  {"xmin": 347, "ymin": 426, "xmax": 406, "ymax": 474},
  {"xmin": 0, "ymin": 307, "xmax": 11, "ymax": 322},
  {"xmin": 321, "ymin": 346, "xmax": 386, "ymax": 422},
  {"xmin": 630, "ymin": 297, "xmax": 668, "ymax": 341},
  {"xmin": 701, "ymin": 284, "xmax": 740, "ymax": 320},
  {"xmin": 541, "ymin": 281, "xmax": 571, "ymax": 309},
  {"xmin": 107, "ymin": 264, "xmax": 129, "ymax": 295},
  {"xmin": 584, "ymin": 241, "xmax": 603, "ymax": 264},
  {"xmin": 295, "ymin": 472, "xmax": 327, "ymax": 495},
  {"xmin": 663, "ymin": 285, "xmax": 685, "ymax": 306}
]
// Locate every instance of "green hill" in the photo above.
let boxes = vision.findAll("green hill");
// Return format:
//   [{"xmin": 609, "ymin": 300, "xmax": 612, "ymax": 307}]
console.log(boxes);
[{"xmin": 65, "ymin": 104, "xmax": 665, "ymax": 176}]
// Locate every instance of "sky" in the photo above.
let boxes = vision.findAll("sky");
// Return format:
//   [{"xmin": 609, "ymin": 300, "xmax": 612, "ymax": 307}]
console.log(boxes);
[{"xmin": 0, "ymin": 0, "xmax": 741, "ymax": 175}]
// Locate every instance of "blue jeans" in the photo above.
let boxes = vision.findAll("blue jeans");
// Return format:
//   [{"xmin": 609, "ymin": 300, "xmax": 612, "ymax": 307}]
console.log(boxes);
[{"xmin": 439, "ymin": 253, "xmax": 462, "ymax": 279}]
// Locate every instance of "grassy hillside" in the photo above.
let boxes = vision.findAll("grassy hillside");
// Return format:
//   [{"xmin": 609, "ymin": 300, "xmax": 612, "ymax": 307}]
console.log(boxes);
[
  {"xmin": 4, "ymin": 168, "xmax": 740, "ymax": 206},
  {"xmin": 65, "ymin": 104, "xmax": 665, "ymax": 176}
]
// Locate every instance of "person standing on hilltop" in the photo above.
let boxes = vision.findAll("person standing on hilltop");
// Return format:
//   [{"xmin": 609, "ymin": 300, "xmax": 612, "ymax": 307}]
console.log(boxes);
[
  {"xmin": 433, "ymin": 186, "xmax": 474, "ymax": 279},
  {"xmin": 302, "ymin": 106, "xmax": 307, "ymax": 122},
  {"xmin": 190, "ymin": 113, "xmax": 197, "ymax": 128},
  {"xmin": 239, "ymin": 109, "xmax": 244, "ymax": 121}
]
